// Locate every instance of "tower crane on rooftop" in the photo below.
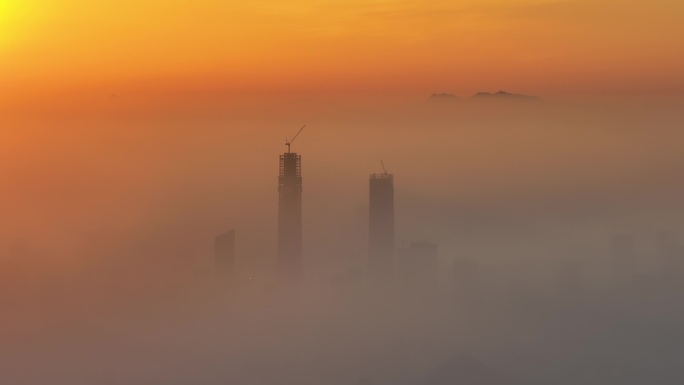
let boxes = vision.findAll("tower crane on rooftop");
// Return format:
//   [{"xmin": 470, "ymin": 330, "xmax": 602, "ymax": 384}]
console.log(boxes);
[{"xmin": 285, "ymin": 125, "xmax": 306, "ymax": 153}]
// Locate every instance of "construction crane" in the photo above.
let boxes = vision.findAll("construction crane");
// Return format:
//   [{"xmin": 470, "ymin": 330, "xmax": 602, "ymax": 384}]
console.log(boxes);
[
  {"xmin": 380, "ymin": 159, "xmax": 388, "ymax": 175},
  {"xmin": 285, "ymin": 125, "xmax": 306, "ymax": 153}
]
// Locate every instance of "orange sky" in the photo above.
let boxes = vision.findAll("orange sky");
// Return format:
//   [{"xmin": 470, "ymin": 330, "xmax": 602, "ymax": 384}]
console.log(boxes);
[{"xmin": 1, "ymin": 0, "xmax": 684, "ymax": 104}]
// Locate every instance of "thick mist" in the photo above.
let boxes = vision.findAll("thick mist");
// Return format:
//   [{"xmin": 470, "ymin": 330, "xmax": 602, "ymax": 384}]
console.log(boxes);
[{"xmin": 2, "ymin": 94, "xmax": 684, "ymax": 384}]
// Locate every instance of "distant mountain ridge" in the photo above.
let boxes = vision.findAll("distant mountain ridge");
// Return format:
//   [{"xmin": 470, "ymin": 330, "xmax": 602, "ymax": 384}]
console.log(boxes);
[
  {"xmin": 428, "ymin": 93, "xmax": 459, "ymax": 100},
  {"xmin": 472, "ymin": 90, "xmax": 541, "ymax": 101},
  {"xmin": 428, "ymin": 91, "xmax": 541, "ymax": 102}
]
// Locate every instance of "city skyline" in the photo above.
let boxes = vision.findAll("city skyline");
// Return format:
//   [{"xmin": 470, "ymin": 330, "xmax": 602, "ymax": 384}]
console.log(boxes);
[{"xmin": 2, "ymin": 1, "xmax": 684, "ymax": 384}]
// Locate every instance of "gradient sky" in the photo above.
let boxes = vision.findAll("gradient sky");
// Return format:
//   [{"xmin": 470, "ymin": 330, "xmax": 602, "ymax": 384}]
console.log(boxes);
[
  {"xmin": 3, "ymin": 6, "xmax": 684, "ymax": 383},
  {"xmin": 2, "ymin": 0, "xmax": 683, "ymax": 104}
]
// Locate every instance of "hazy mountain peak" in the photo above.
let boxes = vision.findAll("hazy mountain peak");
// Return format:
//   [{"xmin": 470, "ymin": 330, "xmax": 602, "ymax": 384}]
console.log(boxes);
[
  {"xmin": 472, "ymin": 90, "xmax": 541, "ymax": 101},
  {"xmin": 428, "ymin": 93, "xmax": 459, "ymax": 100}
]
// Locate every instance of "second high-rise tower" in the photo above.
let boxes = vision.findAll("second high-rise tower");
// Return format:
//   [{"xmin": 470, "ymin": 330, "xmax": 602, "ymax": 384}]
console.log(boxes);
[{"xmin": 369, "ymin": 171, "xmax": 395, "ymax": 281}]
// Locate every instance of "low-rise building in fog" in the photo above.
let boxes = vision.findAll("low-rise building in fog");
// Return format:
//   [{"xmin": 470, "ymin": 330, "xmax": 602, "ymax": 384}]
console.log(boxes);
[{"xmin": 215, "ymin": 230, "xmax": 235, "ymax": 282}]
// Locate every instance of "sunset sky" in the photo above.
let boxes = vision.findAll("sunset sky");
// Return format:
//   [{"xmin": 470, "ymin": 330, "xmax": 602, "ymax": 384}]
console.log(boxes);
[
  {"xmin": 4, "ymin": 5, "xmax": 684, "ymax": 384},
  {"xmin": 2, "ymin": 0, "xmax": 683, "ymax": 105}
]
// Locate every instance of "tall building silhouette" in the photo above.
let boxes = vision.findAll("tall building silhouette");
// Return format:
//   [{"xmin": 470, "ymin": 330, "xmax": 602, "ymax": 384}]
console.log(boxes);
[
  {"xmin": 214, "ymin": 230, "xmax": 235, "ymax": 282},
  {"xmin": 278, "ymin": 151, "xmax": 303, "ymax": 283},
  {"xmin": 369, "ymin": 172, "xmax": 394, "ymax": 280}
]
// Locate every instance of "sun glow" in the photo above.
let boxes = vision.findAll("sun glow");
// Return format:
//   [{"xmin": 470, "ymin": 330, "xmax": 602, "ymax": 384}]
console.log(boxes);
[
  {"xmin": 0, "ymin": 0, "xmax": 42, "ymax": 51},
  {"xmin": 1, "ymin": 0, "xmax": 683, "ymax": 102}
]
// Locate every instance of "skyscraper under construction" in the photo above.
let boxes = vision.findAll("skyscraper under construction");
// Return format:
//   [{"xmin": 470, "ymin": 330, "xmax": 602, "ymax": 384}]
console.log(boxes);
[
  {"xmin": 277, "ymin": 127, "xmax": 305, "ymax": 283},
  {"xmin": 369, "ymin": 171, "xmax": 395, "ymax": 281}
]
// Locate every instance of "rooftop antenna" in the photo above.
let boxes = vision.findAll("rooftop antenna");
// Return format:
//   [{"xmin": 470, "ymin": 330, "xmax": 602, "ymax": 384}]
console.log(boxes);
[
  {"xmin": 285, "ymin": 125, "xmax": 306, "ymax": 153},
  {"xmin": 380, "ymin": 159, "xmax": 388, "ymax": 175}
]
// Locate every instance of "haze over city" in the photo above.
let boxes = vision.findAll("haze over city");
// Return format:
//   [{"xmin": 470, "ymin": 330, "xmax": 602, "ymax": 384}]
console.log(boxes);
[{"xmin": 2, "ymin": 1, "xmax": 684, "ymax": 384}]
